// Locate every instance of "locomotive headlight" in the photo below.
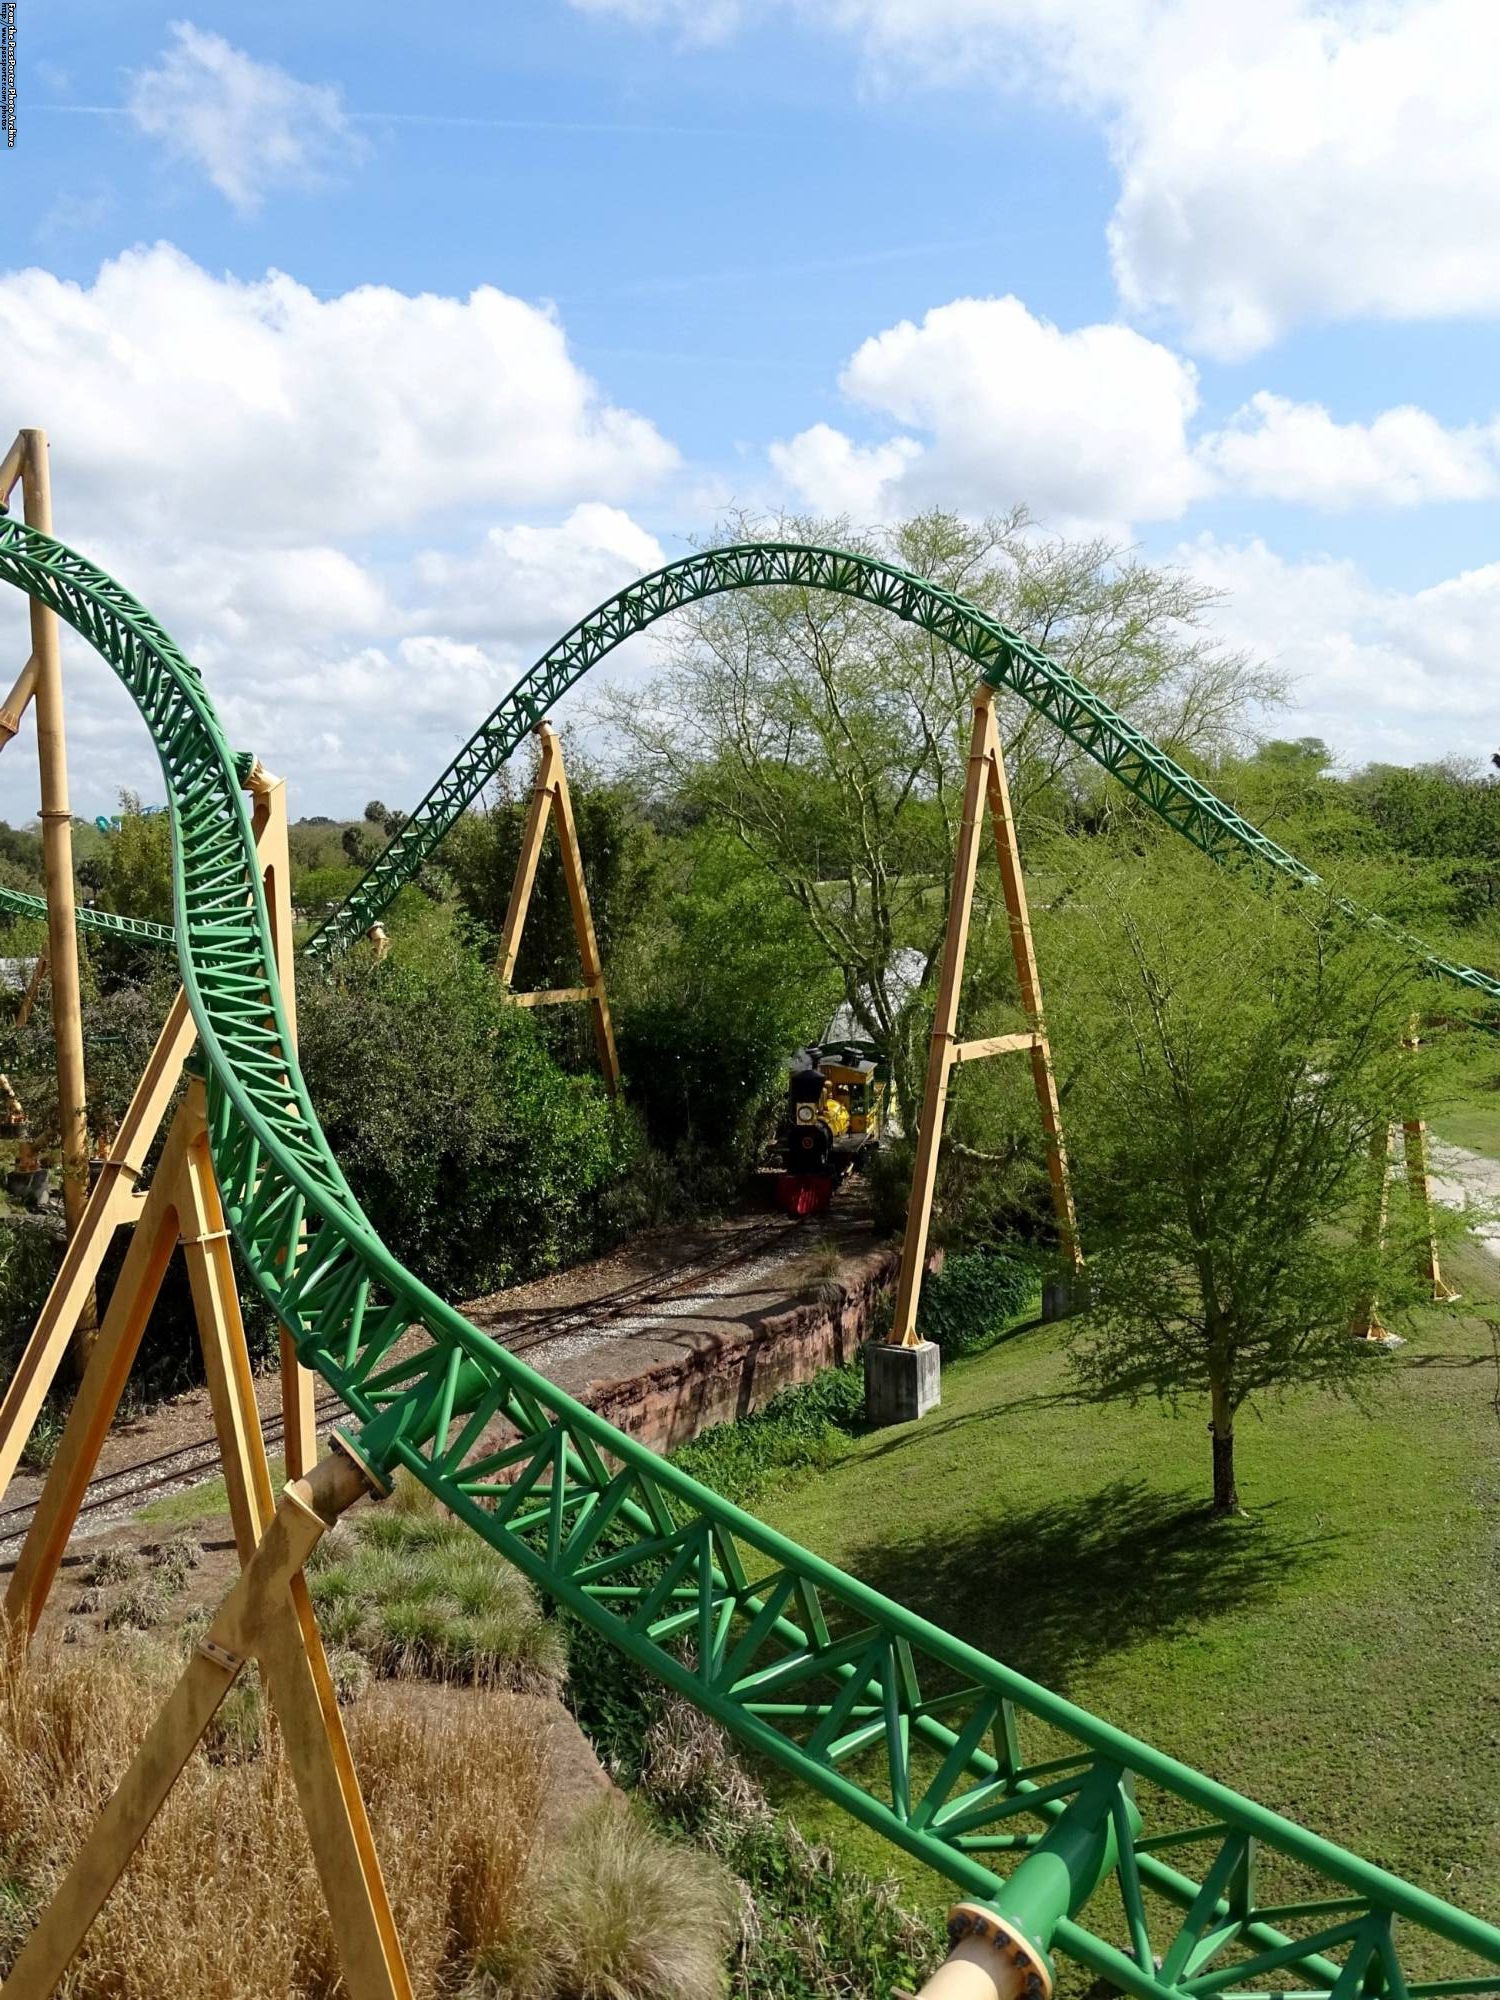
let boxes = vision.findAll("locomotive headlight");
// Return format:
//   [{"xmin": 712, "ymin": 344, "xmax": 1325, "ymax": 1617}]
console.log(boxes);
[{"xmin": 795, "ymin": 1104, "xmax": 816, "ymax": 1124}]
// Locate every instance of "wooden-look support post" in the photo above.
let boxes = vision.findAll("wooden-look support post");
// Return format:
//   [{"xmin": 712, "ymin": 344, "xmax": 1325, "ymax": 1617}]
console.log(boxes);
[
  {"xmin": 13, "ymin": 949, "xmax": 47, "ymax": 1032},
  {"xmin": 0, "ymin": 767, "xmax": 318, "ymax": 1502},
  {"xmin": 497, "ymin": 722, "xmax": 621, "ymax": 1096},
  {"xmin": 1350, "ymin": 1123, "xmax": 1394, "ymax": 1343},
  {"xmin": 1403, "ymin": 1117, "xmax": 1459, "ymax": 1302},
  {"xmin": 1349, "ymin": 1018, "xmax": 1459, "ymax": 1341},
  {"xmin": 0, "ymin": 1068, "xmax": 412, "ymax": 1993},
  {"xmin": 247, "ymin": 759, "xmax": 318, "ymax": 1478},
  {"xmin": 0, "ymin": 989, "xmax": 196, "ymax": 1508},
  {"xmin": 0, "ymin": 654, "xmax": 38, "ymax": 747},
  {"xmin": 890, "ymin": 687, "xmax": 1080, "ymax": 1350},
  {"xmin": 2, "ymin": 431, "xmax": 95, "ymax": 1359}
]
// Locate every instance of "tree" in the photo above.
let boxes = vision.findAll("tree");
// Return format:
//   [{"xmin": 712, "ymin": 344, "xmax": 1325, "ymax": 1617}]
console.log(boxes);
[
  {"xmin": 612, "ymin": 830, "xmax": 840, "ymax": 1204},
  {"xmin": 297, "ymin": 909, "xmax": 632, "ymax": 1297},
  {"xmin": 97, "ymin": 792, "xmax": 173, "ymax": 922},
  {"xmin": 1046, "ymin": 851, "xmax": 1439, "ymax": 1515},
  {"xmin": 597, "ymin": 509, "xmax": 1279, "ymax": 1119}
]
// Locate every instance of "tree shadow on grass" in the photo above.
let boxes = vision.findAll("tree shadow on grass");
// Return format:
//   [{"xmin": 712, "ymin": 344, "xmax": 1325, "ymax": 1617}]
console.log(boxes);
[{"xmin": 844, "ymin": 1479, "xmax": 1336, "ymax": 1696}]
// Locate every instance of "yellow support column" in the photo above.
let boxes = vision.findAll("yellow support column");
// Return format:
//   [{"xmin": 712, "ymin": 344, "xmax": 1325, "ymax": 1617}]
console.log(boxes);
[
  {"xmin": 5, "ymin": 431, "xmax": 94, "ymax": 1359},
  {"xmin": 888, "ymin": 687, "xmax": 1081, "ymax": 1371},
  {"xmin": 497, "ymin": 722, "xmax": 622, "ymax": 1096},
  {"xmin": 0, "ymin": 989, "xmax": 196, "ymax": 1507},
  {"xmin": 2, "ymin": 1446, "xmax": 411, "ymax": 2000},
  {"xmin": 248, "ymin": 760, "xmax": 319, "ymax": 1476}
]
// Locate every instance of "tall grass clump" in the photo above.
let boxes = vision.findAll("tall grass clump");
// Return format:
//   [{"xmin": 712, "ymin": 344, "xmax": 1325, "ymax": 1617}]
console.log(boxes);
[{"xmin": 308, "ymin": 1473, "xmax": 566, "ymax": 1689}]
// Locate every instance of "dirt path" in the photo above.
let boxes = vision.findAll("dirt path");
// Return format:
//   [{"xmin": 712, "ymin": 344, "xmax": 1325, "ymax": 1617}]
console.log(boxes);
[{"xmin": 0, "ymin": 1185, "xmax": 876, "ymax": 1557}]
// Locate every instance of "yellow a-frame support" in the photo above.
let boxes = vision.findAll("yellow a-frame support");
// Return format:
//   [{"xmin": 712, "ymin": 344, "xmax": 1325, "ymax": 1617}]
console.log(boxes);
[
  {"xmin": 0, "ymin": 767, "xmax": 413, "ymax": 1998},
  {"xmin": 497, "ymin": 721, "xmax": 622, "ymax": 1097},
  {"xmin": 890, "ymin": 686, "xmax": 1081, "ymax": 1349}
]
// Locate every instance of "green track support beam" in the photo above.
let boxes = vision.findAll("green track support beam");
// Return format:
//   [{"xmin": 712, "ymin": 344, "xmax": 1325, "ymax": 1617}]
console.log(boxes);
[
  {"xmin": 0, "ymin": 517, "xmax": 1496, "ymax": 2000},
  {"xmin": 0, "ymin": 883, "xmax": 174, "ymax": 946},
  {"xmin": 307, "ymin": 542, "xmax": 1500, "ymax": 1016}
]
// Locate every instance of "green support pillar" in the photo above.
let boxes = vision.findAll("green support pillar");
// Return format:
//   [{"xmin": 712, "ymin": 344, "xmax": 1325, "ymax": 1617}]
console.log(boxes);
[{"xmin": 924, "ymin": 1763, "xmax": 1137, "ymax": 2000}]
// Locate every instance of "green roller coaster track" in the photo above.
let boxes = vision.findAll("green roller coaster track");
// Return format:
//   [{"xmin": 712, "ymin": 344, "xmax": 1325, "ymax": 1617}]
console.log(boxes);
[
  {"xmin": 1, "ymin": 517, "xmax": 1498, "ymax": 1999},
  {"xmin": 308, "ymin": 542, "xmax": 1500, "ymax": 1013},
  {"xmin": 0, "ymin": 882, "xmax": 175, "ymax": 947}
]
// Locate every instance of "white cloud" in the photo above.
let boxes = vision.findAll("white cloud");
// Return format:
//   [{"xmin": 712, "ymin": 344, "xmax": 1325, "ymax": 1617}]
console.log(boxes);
[
  {"xmin": 566, "ymin": 0, "xmax": 745, "ymax": 38},
  {"xmin": 773, "ymin": 296, "xmax": 1500, "ymax": 523},
  {"xmin": 774, "ymin": 296, "xmax": 1205, "ymax": 527},
  {"xmin": 413, "ymin": 504, "xmax": 666, "ymax": 642},
  {"xmin": 1199, "ymin": 395, "xmax": 1500, "ymax": 511},
  {"xmin": 0, "ymin": 245, "xmax": 677, "ymax": 544},
  {"xmin": 0, "ymin": 504, "xmax": 674, "ymax": 820},
  {"xmin": 127, "ymin": 22, "xmax": 365, "ymax": 213},
  {"xmin": 572, "ymin": 0, "xmax": 1500, "ymax": 356},
  {"xmin": 1180, "ymin": 536, "xmax": 1500, "ymax": 766},
  {"xmin": 768, "ymin": 425, "xmax": 923, "ymax": 521},
  {"xmin": 0, "ymin": 246, "xmax": 680, "ymax": 818},
  {"xmin": 1105, "ymin": 1, "xmax": 1500, "ymax": 357}
]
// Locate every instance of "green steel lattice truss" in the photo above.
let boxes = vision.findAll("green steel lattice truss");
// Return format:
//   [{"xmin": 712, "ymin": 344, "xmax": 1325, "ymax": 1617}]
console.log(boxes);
[
  {"xmin": 0, "ymin": 882, "xmax": 174, "ymax": 946},
  {"xmin": 308, "ymin": 542, "xmax": 1500, "ymax": 1013},
  {"xmin": 1, "ymin": 518, "xmax": 1498, "ymax": 2000}
]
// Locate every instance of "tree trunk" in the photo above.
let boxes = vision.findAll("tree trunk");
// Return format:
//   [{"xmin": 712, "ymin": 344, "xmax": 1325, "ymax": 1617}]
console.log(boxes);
[
  {"xmin": 1209, "ymin": 1376, "xmax": 1239, "ymax": 1515},
  {"xmin": 1211, "ymin": 1427, "xmax": 1239, "ymax": 1515}
]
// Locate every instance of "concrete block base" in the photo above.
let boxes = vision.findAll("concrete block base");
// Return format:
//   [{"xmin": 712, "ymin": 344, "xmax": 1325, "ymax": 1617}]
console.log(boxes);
[{"xmin": 865, "ymin": 1339, "xmax": 941, "ymax": 1426}]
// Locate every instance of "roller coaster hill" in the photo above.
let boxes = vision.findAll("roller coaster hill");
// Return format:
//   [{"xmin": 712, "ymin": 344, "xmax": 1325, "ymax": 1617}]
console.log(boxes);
[{"xmin": 0, "ymin": 491, "xmax": 1498, "ymax": 2000}]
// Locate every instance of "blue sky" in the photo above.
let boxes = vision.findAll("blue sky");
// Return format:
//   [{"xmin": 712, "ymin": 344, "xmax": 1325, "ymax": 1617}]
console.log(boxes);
[{"xmin": 2, "ymin": 0, "xmax": 1498, "ymax": 817}]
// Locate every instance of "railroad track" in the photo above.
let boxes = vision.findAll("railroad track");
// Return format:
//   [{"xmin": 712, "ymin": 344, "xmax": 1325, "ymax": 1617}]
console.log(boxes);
[{"xmin": 0, "ymin": 1214, "xmax": 808, "ymax": 1559}]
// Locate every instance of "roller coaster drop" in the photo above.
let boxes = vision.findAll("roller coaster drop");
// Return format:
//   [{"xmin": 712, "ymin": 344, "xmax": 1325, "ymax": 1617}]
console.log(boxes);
[{"xmin": 0, "ymin": 487, "xmax": 1497, "ymax": 1998}]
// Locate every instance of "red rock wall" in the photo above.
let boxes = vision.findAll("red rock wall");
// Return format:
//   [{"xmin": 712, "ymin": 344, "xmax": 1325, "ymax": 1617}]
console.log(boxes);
[{"xmin": 582, "ymin": 1242, "xmax": 929, "ymax": 1453}]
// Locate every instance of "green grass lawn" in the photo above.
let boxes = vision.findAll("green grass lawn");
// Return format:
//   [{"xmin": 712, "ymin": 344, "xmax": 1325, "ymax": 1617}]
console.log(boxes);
[
  {"xmin": 751, "ymin": 1236, "xmax": 1500, "ymax": 1962},
  {"xmin": 1432, "ymin": 1038, "xmax": 1500, "ymax": 1158}
]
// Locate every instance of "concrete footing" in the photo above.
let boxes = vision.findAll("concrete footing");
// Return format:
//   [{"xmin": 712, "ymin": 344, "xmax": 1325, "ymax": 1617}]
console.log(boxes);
[{"xmin": 866, "ymin": 1339, "xmax": 941, "ymax": 1425}]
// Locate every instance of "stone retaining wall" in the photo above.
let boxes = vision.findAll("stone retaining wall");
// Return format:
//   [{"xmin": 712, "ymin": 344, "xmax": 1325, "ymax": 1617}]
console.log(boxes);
[{"xmin": 583, "ymin": 1240, "xmax": 922, "ymax": 1453}]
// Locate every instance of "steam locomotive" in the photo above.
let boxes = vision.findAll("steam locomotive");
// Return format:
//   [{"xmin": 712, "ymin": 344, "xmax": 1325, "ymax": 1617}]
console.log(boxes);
[{"xmin": 774, "ymin": 1043, "xmax": 888, "ymax": 1217}]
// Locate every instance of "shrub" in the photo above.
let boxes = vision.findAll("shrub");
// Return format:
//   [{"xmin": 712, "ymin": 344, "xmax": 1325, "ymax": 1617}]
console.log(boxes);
[
  {"xmin": 298, "ymin": 914, "xmax": 635, "ymax": 1298},
  {"xmin": 565, "ymin": 1645, "xmax": 940, "ymax": 2000},
  {"xmin": 499, "ymin": 1800, "xmax": 736, "ymax": 2000},
  {"xmin": 918, "ymin": 1250, "xmax": 1033, "ymax": 1356},
  {"xmin": 671, "ymin": 1359, "xmax": 866, "ymax": 1509},
  {"xmin": 614, "ymin": 834, "xmax": 840, "ymax": 1209},
  {"xmin": 0, "ymin": 1638, "xmax": 727, "ymax": 2000},
  {"xmin": 308, "ymin": 1474, "xmax": 565, "ymax": 1690}
]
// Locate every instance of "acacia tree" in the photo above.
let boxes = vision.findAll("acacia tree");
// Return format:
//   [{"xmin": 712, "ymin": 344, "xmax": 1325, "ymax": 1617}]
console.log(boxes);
[
  {"xmin": 596, "ymin": 509, "xmax": 1278, "ymax": 1119},
  {"xmin": 1046, "ymin": 853, "xmax": 1441, "ymax": 1515}
]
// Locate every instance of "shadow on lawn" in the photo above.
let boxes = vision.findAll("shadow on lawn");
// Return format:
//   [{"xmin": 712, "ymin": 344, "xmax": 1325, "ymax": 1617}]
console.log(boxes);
[{"xmin": 844, "ymin": 1479, "xmax": 1335, "ymax": 1695}]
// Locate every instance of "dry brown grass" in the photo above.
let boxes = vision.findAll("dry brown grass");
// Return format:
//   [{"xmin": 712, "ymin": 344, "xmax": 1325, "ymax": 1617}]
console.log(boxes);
[{"xmin": 0, "ymin": 1639, "xmax": 732, "ymax": 2000}]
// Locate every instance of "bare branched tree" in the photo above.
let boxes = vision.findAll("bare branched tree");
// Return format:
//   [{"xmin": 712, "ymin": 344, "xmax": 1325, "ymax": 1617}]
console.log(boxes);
[{"xmin": 595, "ymin": 509, "xmax": 1281, "ymax": 1116}]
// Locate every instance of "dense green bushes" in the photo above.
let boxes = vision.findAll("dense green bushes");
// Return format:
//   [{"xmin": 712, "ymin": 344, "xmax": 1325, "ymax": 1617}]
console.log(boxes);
[
  {"xmin": 918, "ymin": 1250, "xmax": 1033, "ymax": 1355},
  {"xmin": 670, "ymin": 1358, "xmax": 866, "ymax": 1508},
  {"xmin": 298, "ymin": 916, "xmax": 635, "ymax": 1298},
  {"xmin": 614, "ymin": 834, "xmax": 839, "ymax": 1206},
  {"xmin": 564, "ymin": 1613, "xmax": 938, "ymax": 2000}
]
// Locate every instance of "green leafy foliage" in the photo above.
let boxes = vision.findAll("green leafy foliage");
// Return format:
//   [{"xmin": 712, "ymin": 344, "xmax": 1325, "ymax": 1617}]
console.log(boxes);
[
  {"xmin": 670, "ymin": 1357, "xmax": 866, "ymax": 1508},
  {"xmin": 564, "ymin": 1613, "xmax": 939, "ymax": 2000},
  {"xmin": 298, "ymin": 911, "xmax": 634, "ymax": 1297},
  {"xmin": 614, "ymin": 833, "xmax": 839, "ymax": 1206},
  {"xmin": 446, "ymin": 747, "xmax": 660, "ymax": 991},
  {"xmin": 918, "ymin": 1250, "xmax": 1033, "ymax": 1355},
  {"xmin": 1041, "ymin": 847, "xmax": 1450, "ymax": 1511},
  {"xmin": 308, "ymin": 1474, "xmax": 565, "ymax": 1689}
]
